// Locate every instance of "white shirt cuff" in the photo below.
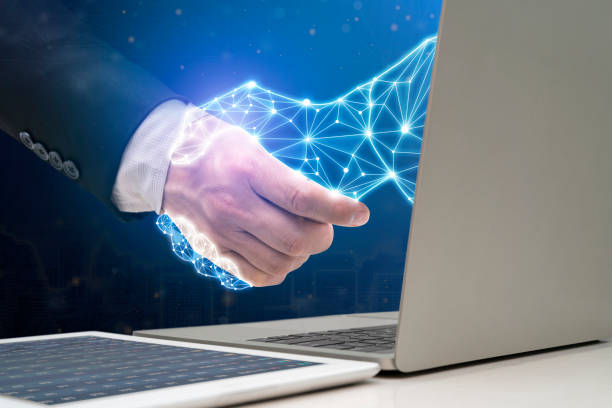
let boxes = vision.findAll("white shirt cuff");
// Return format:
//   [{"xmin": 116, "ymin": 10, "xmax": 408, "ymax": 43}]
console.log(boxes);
[{"xmin": 111, "ymin": 99, "xmax": 194, "ymax": 214}]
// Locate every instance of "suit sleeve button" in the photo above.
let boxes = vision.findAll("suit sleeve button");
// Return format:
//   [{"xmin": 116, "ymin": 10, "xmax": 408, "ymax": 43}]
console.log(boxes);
[
  {"xmin": 32, "ymin": 143, "xmax": 49, "ymax": 161},
  {"xmin": 48, "ymin": 151, "xmax": 63, "ymax": 170},
  {"xmin": 19, "ymin": 131, "xmax": 34, "ymax": 149},
  {"xmin": 62, "ymin": 160, "xmax": 80, "ymax": 180}
]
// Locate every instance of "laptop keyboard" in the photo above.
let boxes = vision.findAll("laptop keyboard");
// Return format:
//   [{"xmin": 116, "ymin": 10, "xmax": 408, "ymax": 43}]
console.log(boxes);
[{"xmin": 249, "ymin": 324, "xmax": 397, "ymax": 353}]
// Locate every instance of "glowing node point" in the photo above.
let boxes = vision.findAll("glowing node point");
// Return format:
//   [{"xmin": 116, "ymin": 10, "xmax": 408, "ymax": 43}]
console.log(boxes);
[
  {"xmin": 316, "ymin": 108, "xmax": 320, "ymax": 112},
  {"xmin": 365, "ymin": 129, "xmax": 372, "ymax": 137},
  {"xmin": 337, "ymin": 97, "xmax": 343, "ymax": 103},
  {"xmin": 315, "ymin": 171, "xmax": 319, "ymax": 175},
  {"xmin": 335, "ymin": 119, "xmax": 340, "ymax": 124},
  {"xmin": 343, "ymin": 167, "xmax": 348, "ymax": 173},
  {"xmin": 305, "ymin": 136, "xmax": 311, "ymax": 142},
  {"xmin": 401, "ymin": 124, "xmax": 410, "ymax": 134},
  {"xmin": 388, "ymin": 171, "xmax": 397, "ymax": 179},
  {"xmin": 302, "ymin": 98, "xmax": 311, "ymax": 107},
  {"xmin": 270, "ymin": 108, "xmax": 277, "ymax": 114},
  {"xmin": 358, "ymin": 111, "xmax": 363, "ymax": 115},
  {"xmin": 361, "ymin": 172, "xmax": 366, "ymax": 176},
  {"xmin": 316, "ymin": 157, "xmax": 320, "ymax": 161},
  {"xmin": 246, "ymin": 80, "xmax": 257, "ymax": 89}
]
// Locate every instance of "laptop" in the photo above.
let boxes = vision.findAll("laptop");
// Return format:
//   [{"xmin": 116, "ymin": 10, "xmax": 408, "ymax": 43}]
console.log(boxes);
[{"xmin": 136, "ymin": 0, "xmax": 612, "ymax": 372}]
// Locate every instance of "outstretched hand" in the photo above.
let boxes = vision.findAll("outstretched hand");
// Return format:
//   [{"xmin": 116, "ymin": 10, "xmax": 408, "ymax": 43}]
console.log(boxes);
[{"xmin": 162, "ymin": 112, "xmax": 370, "ymax": 287}]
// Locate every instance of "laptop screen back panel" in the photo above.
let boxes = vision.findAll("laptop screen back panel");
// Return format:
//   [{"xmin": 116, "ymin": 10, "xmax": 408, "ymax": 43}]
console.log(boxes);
[{"xmin": 396, "ymin": 0, "xmax": 612, "ymax": 372}]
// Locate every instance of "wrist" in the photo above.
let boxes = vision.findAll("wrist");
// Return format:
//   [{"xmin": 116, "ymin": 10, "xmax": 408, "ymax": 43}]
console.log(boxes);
[
  {"xmin": 161, "ymin": 111, "xmax": 236, "ymax": 214},
  {"xmin": 111, "ymin": 100, "xmax": 193, "ymax": 214}
]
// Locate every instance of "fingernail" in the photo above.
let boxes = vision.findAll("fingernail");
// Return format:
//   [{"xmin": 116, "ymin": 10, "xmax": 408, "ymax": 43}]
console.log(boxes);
[{"xmin": 351, "ymin": 209, "xmax": 369, "ymax": 226}]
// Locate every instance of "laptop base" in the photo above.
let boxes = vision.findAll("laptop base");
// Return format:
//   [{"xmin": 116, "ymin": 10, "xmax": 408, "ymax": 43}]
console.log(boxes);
[{"xmin": 135, "ymin": 312, "xmax": 398, "ymax": 371}]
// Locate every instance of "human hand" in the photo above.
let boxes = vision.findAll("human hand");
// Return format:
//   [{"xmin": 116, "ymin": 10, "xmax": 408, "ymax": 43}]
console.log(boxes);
[{"xmin": 161, "ymin": 112, "xmax": 370, "ymax": 287}]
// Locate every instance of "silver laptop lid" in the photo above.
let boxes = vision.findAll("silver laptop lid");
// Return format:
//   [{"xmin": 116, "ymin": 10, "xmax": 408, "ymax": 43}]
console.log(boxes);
[{"xmin": 396, "ymin": 0, "xmax": 612, "ymax": 372}]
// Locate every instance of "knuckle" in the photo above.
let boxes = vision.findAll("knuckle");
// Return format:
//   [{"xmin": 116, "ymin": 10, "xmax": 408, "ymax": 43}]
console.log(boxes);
[
  {"xmin": 209, "ymin": 192, "xmax": 237, "ymax": 215},
  {"xmin": 284, "ymin": 234, "xmax": 307, "ymax": 256},
  {"xmin": 287, "ymin": 186, "xmax": 311, "ymax": 214},
  {"xmin": 293, "ymin": 255, "xmax": 309, "ymax": 270},
  {"xmin": 229, "ymin": 155, "xmax": 256, "ymax": 178},
  {"xmin": 208, "ymin": 192, "xmax": 250, "ymax": 223},
  {"xmin": 273, "ymin": 274, "xmax": 288, "ymax": 285},
  {"xmin": 269, "ymin": 271, "xmax": 289, "ymax": 286},
  {"xmin": 265, "ymin": 255, "xmax": 291, "ymax": 275},
  {"xmin": 318, "ymin": 223, "xmax": 334, "ymax": 252}
]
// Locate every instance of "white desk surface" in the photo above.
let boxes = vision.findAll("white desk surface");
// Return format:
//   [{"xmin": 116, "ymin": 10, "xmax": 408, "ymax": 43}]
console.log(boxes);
[{"xmin": 241, "ymin": 340, "xmax": 612, "ymax": 407}]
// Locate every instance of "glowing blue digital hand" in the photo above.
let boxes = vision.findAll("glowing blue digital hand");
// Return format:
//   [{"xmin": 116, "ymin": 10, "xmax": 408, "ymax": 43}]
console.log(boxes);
[{"xmin": 157, "ymin": 36, "xmax": 437, "ymax": 290}]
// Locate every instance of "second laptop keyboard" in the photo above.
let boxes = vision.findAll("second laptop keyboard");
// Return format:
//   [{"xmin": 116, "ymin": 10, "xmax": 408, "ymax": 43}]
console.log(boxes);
[{"xmin": 249, "ymin": 324, "xmax": 397, "ymax": 353}]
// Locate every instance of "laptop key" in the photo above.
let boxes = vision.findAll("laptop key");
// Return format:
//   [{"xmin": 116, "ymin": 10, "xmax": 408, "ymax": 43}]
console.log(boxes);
[
  {"xmin": 325, "ymin": 344, "xmax": 358, "ymax": 350},
  {"xmin": 295, "ymin": 340, "xmax": 346, "ymax": 347},
  {"xmin": 274, "ymin": 337, "xmax": 325, "ymax": 344},
  {"xmin": 325, "ymin": 336, "xmax": 353, "ymax": 341},
  {"xmin": 353, "ymin": 346, "xmax": 394, "ymax": 353},
  {"xmin": 361, "ymin": 339, "xmax": 390, "ymax": 345},
  {"xmin": 347, "ymin": 334, "xmax": 378, "ymax": 339}
]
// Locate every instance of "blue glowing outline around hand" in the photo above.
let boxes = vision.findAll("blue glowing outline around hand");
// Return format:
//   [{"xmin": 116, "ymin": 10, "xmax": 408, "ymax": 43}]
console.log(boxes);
[{"xmin": 156, "ymin": 36, "xmax": 437, "ymax": 290}]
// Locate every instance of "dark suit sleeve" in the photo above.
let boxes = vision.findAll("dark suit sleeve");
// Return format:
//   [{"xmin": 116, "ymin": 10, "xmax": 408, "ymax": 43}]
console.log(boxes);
[{"xmin": 0, "ymin": 0, "xmax": 187, "ymax": 210}]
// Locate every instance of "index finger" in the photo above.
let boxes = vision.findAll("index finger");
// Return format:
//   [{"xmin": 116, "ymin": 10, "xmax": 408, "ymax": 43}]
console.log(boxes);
[{"xmin": 249, "ymin": 153, "xmax": 370, "ymax": 226}]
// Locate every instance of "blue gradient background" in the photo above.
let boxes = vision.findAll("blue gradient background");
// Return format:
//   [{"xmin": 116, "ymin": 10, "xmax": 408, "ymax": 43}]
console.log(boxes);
[{"xmin": 0, "ymin": 0, "xmax": 441, "ymax": 337}]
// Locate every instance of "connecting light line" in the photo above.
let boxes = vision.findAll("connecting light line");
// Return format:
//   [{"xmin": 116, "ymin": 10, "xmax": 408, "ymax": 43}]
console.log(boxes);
[{"xmin": 157, "ymin": 36, "xmax": 437, "ymax": 290}]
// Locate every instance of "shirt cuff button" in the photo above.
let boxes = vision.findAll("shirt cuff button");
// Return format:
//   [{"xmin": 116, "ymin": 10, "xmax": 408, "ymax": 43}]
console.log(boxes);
[
  {"xmin": 32, "ymin": 143, "xmax": 49, "ymax": 161},
  {"xmin": 62, "ymin": 160, "xmax": 80, "ymax": 180},
  {"xmin": 48, "ymin": 151, "xmax": 63, "ymax": 170},
  {"xmin": 19, "ymin": 131, "xmax": 34, "ymax": 150}
]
